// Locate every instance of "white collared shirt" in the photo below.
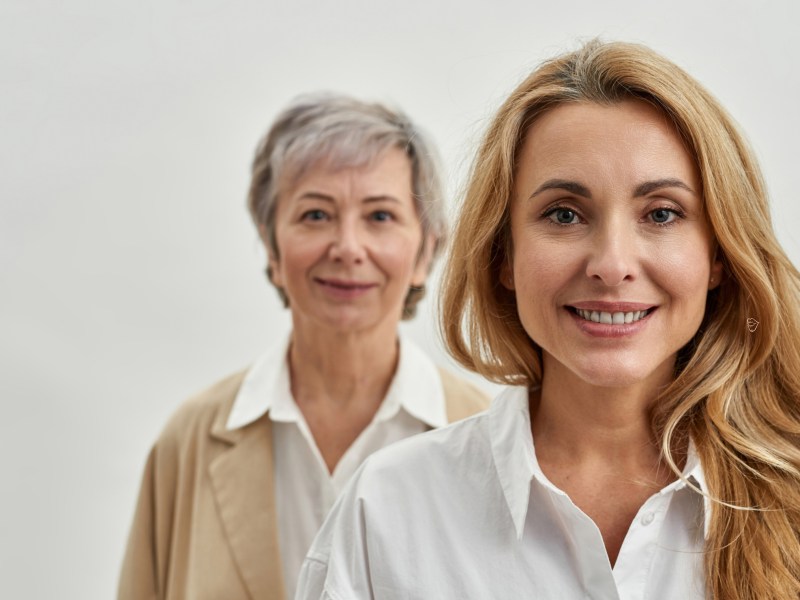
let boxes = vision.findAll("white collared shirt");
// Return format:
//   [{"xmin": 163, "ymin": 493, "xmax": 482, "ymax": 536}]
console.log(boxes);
[
  {"xmin": 297, "ymin": 387, "xmax": 709, "ymax": 600},
  {"xmin": 226, "ymin": 333, "xmax": 448, "ymax": 600}
]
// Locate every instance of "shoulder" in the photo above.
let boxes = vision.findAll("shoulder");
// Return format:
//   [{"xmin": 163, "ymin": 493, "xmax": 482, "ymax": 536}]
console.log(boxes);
[
  {"xmin": 356, "ymin": 409, "xmax": 493, "ymax": 500},
  {"xmin": 155, "ymin": 369, "xmax": 248, "ymax": 455},
  {"xmin": 353, "ymin": 386, "xmax": 531, "ymax": 500},
  {"xmin": 305, "ymin": 410, "xmax": 497, "ymax": 570},
  {"xmin": 437, "ymin": 367, "xmax": 491, "ymax": 422}
]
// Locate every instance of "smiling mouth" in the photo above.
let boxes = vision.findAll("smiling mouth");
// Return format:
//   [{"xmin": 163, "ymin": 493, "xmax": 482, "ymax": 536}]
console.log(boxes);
[
  {"xmin": 315, "ymin": 278, "xmax": 375, "ymax": 290},
  {"xmin": 570, "ymin": 307, "xmax": 653, "ymax": 324}
]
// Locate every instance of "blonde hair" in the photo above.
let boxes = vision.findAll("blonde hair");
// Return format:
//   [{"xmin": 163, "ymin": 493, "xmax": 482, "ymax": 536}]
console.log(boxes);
[
  {"xmin": 441, "ymin": 40, "xmax": 800, "ymax": 598},
  {"xmin": 248, "ymin": 93, "xmax": 445, "ymax": 319}
]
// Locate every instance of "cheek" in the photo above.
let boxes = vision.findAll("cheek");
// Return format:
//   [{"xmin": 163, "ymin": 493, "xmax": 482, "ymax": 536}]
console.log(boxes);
[
  {"xmin": 373, "ymin": 232, "xmax": 424, "ymax": 278},
  {"xmin": 276, "ymin": 238, "xmax": 324, "ymax": 279},
  {"xmin": 385, "ymin": 249, "xmax": 419, "ymax": 282},
  {"xmin": 651, "ymin": 241, "xmax": 712, "ymax": 313},
  {"xmin": 514, "ymin": 241, "xmax": 578, "ymax": 298}
]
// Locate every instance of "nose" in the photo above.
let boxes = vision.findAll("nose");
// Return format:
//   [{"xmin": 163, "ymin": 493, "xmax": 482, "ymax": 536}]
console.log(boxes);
[
  {"xmin": 585, "ymin": 222, "xmax": 638, "ymax": 286},
  {"xmin": 328, "ymin": 217, "xmax": 366, "ymax": 264}
]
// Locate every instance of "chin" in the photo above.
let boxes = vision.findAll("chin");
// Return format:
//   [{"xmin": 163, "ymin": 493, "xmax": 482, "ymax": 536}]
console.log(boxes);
[
  {"xmin": 321, "ymin": 309, "xmax": 390, "ymax": 334},
  {"xmin": 564, "ymin": 357, "xmax": 669, "ymax": 390}
]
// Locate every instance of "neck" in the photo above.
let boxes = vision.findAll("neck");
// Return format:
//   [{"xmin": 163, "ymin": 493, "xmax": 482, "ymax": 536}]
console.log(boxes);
[
  {"xmin": 532, "ymin": 357, "xmax": 677, "ymax": 473},
  {"xmin": 531, "ymin": 356, "xmax": 689, "ymax": 570},
  {"xmin": 288, "ymin": 317, "xmax": 400, "ymax": 411}
]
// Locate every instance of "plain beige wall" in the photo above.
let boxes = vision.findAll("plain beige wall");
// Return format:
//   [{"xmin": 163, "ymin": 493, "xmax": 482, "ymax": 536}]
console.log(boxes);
[{"xmin": 2, "ymin": 0, "xmax": 799, "ymax": 597}]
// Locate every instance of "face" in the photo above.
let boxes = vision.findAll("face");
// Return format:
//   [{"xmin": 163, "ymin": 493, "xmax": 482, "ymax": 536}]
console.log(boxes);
[
  {"xmin": 266, "ymin": 146, "xmax": 432, "ymax": 334},
  {"xmin": 504, "ymin": 99, "xmax": 722, "ymax": 391}
]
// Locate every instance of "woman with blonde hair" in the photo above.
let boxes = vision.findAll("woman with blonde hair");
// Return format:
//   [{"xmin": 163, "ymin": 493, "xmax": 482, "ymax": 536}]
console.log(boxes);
[
  {"xmin": 297, "ymin": 41, "xmax": 800, "ymax": 599},
  {"xmin": 117, "ymin": 94, "xmax": 488, "ymax": 600}
]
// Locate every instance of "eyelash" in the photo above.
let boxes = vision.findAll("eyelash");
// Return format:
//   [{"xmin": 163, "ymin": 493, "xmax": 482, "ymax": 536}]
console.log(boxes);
[
  {"xmin": 542, "ymin": 206, "xmax": 582, "ymax": 226},
  {"xmin": 647, "ymin": 207, "xmax": 685, "ymax": 226},
  {"xmin": 300, "ymin": 209, "xmax": 328, "ymax": 222},
  {"xmin": 370, "ymin": 210, "xmax": 395, "ymax": 222},
  {"xmin": 541, "ymin": 205, "xmax": 686, "ymax": 228},
  {"xmin": 299, "ymin": 209, "xmax": 396, "ymax": 223}
]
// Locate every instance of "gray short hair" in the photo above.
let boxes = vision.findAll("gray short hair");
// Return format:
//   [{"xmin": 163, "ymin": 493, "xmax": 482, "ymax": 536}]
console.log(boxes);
[{"xmin": 247, "ymin": 93, "xmax": 446, "ymax": 319}]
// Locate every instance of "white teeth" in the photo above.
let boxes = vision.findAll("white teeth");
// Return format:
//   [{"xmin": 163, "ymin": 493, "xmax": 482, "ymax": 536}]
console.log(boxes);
[{"xmin": 575, "ymin": 309, "xmax": 650, "ymax": 324}]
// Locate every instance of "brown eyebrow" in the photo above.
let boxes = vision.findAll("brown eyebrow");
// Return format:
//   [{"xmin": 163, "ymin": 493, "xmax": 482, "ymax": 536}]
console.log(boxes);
[
  {"xmin": 529, "ymin": 179, "xmax": 591, "ymax": 200},
  {"xmin": 633, "ymin": 178, "xmax": 696, "ymax": 197},
  {"xmin": 528, "ymin": 177, "xmax": 696, "ymax": 201}
]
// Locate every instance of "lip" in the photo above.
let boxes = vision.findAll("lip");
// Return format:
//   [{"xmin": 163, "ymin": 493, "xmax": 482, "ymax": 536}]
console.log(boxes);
[
  {"xmin": 565, "ymin": 301, "xmax": 658, "ymax": 338},
  {"xmin": 314, "ymin": 277, "xmax": 377, "ymax": 299}
]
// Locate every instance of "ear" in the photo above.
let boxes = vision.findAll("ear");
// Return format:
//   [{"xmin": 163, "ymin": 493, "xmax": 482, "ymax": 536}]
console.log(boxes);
[
  {"xmin": 708, "ymin": 245, "xmax": 724, "ymax": 290},
  {"xmin": 259, "ymin": 223, "xmax": 284, "ymax": 288},
  {"xmin": 411, "ymin": 232, "xmax": 437, "ymax": 287},
  {"xmin": 499, "ymin": 259, "xmax": 515, "ymax": 291}
]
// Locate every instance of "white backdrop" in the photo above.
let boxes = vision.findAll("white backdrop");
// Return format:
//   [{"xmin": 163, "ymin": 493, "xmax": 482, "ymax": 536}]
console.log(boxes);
[{"xmin": 2, "ymin": 1, "xmax": 799, "ymax": 597}]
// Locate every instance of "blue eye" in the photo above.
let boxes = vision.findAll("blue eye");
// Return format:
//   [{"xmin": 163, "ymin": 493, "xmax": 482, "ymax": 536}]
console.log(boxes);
[
  {"xmin": 370, "ymin": 210, "xmax": 394, "ymax": 222},
  {"xmin": 302, "ymin": 209, "xmax": 328, "ymax": 222},
  {"xmin": 545, "ymin": 207, "xmax": 580, "ymax": 225},
  {"xmin": 649, "ymin": 208, "xmax": 678, "ymax": 224}
]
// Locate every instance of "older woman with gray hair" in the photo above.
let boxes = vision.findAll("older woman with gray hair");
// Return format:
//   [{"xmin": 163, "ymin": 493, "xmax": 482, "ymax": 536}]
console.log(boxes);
[{"xmin": 118, "ymin": 94, "xmax": 488, "ymax": 600}]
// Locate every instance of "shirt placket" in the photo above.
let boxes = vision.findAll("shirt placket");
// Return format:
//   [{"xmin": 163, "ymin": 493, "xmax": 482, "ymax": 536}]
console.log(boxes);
[
  {"xmin": 549, "ymin": 493, "xmax": 621, "ymax": 600},
  {"xmin": 612, "ymin": 492, "xmax": 671, "ymax": 600}
]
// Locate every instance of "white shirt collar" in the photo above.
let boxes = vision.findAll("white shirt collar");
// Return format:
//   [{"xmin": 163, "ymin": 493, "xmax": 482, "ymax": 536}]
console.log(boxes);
[
  {"xmin": 489, "ymin": 386, "xmax": 710, "ymax": 540},
  {"xmin": 225, "ymin": 332, "xmax": 448, "ymax": 431},
  {"xmin": 489, "ymin": 386, "xmax": 537, "ymax": 540}
]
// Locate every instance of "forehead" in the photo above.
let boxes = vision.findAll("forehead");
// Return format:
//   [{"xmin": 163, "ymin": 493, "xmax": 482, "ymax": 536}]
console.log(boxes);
[
  {"xmin": 515, "ymin": 99, "xmax": 699, "ymax": 192},
  {"xmin": 282, "ymin": 138, "xmax": 407, "ymax": 186},
  {"xmin": 281, "ymin": 146, "xmax": 414, "ymax": 198}
]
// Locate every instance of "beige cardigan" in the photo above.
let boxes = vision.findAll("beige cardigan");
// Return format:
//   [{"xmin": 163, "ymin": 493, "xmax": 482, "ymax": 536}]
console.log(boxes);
[{"xmin": 118, "ymin": 368, "xmax": 489, "ymax": 600}]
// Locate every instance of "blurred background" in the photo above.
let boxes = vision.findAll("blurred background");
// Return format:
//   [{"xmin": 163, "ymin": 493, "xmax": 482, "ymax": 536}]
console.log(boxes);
[{"xmin": 2, "ymin": 0, "xmax": 799, "ymax": 597}]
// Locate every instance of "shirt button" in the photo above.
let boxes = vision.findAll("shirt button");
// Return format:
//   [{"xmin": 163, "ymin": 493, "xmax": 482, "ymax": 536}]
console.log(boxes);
[{"xmin": 641, "ymin": 511, "xmax": 655, "ymax": 526}]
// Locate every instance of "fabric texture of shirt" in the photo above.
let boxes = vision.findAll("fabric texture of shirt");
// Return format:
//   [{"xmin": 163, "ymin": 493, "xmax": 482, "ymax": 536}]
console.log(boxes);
[
  {"xmin": 297, "ymin": 386, "xmax": 709, "ymax": 600},
  {"xmin": 117, "ymin": 334, "xmax": 489, "ymax": 600},
  {"xmin": 227, "ymin": 334, "xmax": 450, "ymax": 600}
]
